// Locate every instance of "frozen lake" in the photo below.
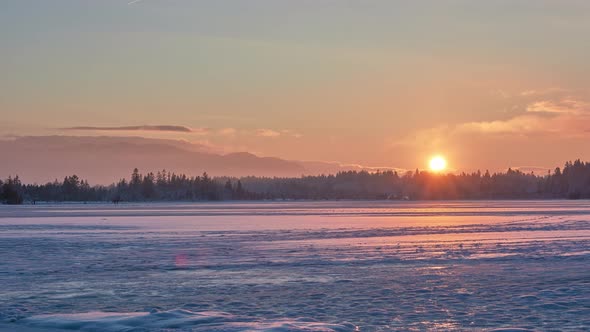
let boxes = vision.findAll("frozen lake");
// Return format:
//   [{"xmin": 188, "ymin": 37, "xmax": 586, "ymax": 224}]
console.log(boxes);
[{"xmin": 1, "ymin": 201, "xmax": 589, "ymax": 331}]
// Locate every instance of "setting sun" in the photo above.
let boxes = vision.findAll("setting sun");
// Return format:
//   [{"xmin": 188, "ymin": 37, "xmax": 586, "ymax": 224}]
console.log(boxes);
[{"xmin": 429, "ymin": 156, "xmax": 447, "ymax": 172}]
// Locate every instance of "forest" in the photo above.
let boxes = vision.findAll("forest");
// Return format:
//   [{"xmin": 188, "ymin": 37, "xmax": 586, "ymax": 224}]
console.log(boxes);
[{"xmin": 2, "ymin": 160, "xmax": 590, "ymax": 204}]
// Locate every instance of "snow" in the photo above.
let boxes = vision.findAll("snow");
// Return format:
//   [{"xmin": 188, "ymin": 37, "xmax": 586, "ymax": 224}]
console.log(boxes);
[
  {"xmin": 1, "ymin": 201, "xmax": 589, "ymax": 331},
  {"xmin": 19, "ymin": 310, "xmax": 356, "ymax": 331}
]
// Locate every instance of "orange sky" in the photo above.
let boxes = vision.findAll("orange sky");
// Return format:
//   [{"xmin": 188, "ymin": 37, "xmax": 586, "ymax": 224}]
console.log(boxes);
[{"xmin": 2, "ymin": 1, "xmax": 590, "ymax": 173}]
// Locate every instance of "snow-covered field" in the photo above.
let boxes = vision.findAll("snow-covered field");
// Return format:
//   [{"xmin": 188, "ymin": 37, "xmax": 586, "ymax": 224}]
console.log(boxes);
[{"xmin": 1, "ymin": 201, "xmax": 589, "ymax": 331}]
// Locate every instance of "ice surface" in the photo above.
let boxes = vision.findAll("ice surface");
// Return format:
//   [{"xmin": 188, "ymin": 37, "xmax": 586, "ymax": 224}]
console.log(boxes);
[
  {"xmin": 1, "ymin": 201, "xmax": 589, "ymax": 331},
  {"xmin": 20, "ymin": 310, "xmax": 356, "ymax": 331}
]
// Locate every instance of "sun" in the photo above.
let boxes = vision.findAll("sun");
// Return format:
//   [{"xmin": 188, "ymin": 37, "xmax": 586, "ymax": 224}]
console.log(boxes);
[{"xmin": 429, "ymin": 156, "xmax": 447, "ymax": 172}]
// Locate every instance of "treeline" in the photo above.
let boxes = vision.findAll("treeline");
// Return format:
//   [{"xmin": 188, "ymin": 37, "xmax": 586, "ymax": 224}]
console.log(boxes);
[
  {"xmin": 233, "ymin": 160, "xmax": 589, "ymax": 200},
  {"xmin": 2, "ymin": 160, "xmax": 590, "ymax": 204},
  {"xmin": 0, "ymin": 169, "xmax": 254, "ymax": 204}
]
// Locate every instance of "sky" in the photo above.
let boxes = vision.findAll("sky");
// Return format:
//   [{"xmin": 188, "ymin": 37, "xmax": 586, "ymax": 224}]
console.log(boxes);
[{"xmin": 2, "ymin": 0, "xmax": 590, "ymax": 173}]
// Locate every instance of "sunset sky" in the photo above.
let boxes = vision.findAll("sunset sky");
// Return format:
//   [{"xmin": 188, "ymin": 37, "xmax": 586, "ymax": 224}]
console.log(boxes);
[{"xmin": 2, "ymin": 1, "xmax": 590, "ymax": 173}]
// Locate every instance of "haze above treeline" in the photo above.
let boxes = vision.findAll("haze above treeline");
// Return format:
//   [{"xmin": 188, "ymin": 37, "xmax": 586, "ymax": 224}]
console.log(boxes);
[{"xmin": 2, "ymin": 160, "xmax": 590, "ymax": 205}]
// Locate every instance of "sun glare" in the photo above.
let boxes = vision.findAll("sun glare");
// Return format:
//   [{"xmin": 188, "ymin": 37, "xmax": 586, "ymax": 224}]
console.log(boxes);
[{"xmin": 429, "ymin": 156, "xmax": 447, "ymax": 172}]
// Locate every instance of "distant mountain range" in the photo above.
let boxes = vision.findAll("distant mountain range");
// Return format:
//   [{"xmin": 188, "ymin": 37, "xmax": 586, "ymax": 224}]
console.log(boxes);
[{"xmin": 0, "ymin": 136, "xmax": 403, "ymax": 184}]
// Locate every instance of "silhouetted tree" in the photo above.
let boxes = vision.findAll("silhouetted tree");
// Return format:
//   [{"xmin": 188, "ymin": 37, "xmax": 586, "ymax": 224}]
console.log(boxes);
[
  {"xmin": 236, "ymin": 180, "xmax": 245, "ymax": 199},
  {"xmin": 1, "ymin": 176, "xmax": 24, "ymax": 205},
  {"xmin": 6, "ymin": 160, "xmax": 590, "ymax": 202},
  {"xmin": 142, "ymin": 172, "xmax": 156, "ymax": 199}
]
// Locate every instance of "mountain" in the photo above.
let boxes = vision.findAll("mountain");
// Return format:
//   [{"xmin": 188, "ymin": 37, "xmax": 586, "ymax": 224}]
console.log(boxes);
[
  {"xmin": 0, "ymin": 136, "xmax": 404, "ymax": 184},
  {"xmin": 0, "ymin": 136, "xmax": 306, "ymax": 184}
]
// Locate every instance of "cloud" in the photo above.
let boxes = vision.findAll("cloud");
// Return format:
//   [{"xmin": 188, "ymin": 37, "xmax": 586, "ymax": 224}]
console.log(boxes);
[
  {"xmin": 61, "ymin": 125, "xmax": 197, "ymax": 133},
  {"xmin": 459, "ymin": 97, "xmax": 590, "ymax": 136},
  {"xmin": 519, "ymin": 87, "xmax": 566, "ymax": 97},
  {"xmin": 60, "ymin": 126, "xmax": 303, "ymax": 140},
  {"xmin": 390, "ymin": 93, "xmax": 590, "ymax": 152},
  {"xmin": 451, "ymin": 93, "xmax": 590, "ymax": 136},
  {"xmin": 218, "ymin": 128, "xmax": 237, "ymax": 136},
  {"xmin": 382, "ymin": 88, "xmax": 590, "ymax": 172},
  {"xmin": 255, "ymin": 129, "xmax": 281, "ymax": 137},
  {"xmin": 456, "ymin": 114, "xmax": 590, "ymax": 137},
  {"xmin": 280, "ymin": 129, "xmax": 303, "ymax": 138},
  {"xmin": 254, "ymin": 129, "xmax": 303, "ymax": 138},
  {"xmin": 526, "ymin": 99, "xmax": 589, "ymax": 115},
  {"xmin": 457, "ymin": 115, "xmax": 549, "ymax": 135}
]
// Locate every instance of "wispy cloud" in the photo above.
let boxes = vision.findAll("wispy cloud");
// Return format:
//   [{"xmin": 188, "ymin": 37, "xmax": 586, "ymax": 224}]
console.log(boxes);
[
  {"xmin": 255, "ymin": 129, "xmax": 281, "ymax": 137},
  {"xmin": 127, "ymin": 0, "xmax": 143, "ymax": 5},
  {"xmin": 280, "ymin": 129, "xmax": 303, "ymax": 138},
  {"xmin": 457, "ymin": 115, "xmax": 547, "ymax": 135},
  {"xmin": 459, "ymin": 97, "xmax": 590, "ymax": 136},
  {"xmin": 519, "ymin": 87, "xmax": 566, "ymax": 97},
  {"xmin": 391, "ymin": 91, "xmax": 590, "ymax": 150},
  {"xmin": 61, "ymin": 125, "xmax": 196, "ymax": 133},
  {"xmin": 59, "ymin": 126, "xmax": 304, "ymax": 139},
  {"xmin": 218, "ymin": 128, "xmax": 237, "ymax": 137},
  {"xmin": 526, "ymin": 99, "xmax": 589, "ymax": 115},
  {"xmin": 254, "ymin": 129, "xmax": 303, "ymax": 138}
]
